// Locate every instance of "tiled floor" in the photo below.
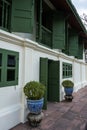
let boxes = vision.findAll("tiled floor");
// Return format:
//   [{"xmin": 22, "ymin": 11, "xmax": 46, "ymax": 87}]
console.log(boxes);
[{"xmin": 10, "ymin": 86, "xmax": 87, "ymax": 130}]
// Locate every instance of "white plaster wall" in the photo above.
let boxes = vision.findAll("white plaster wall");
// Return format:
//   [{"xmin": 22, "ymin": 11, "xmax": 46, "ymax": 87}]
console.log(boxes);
[
  {"xmin": 73, "ymin": 62, "xmax": 81, "ymax": 82},
  {"xmin": 85, "ymin": 65, "xmax": 87, "ymax": 80},
  {"xmin": 0, "ymin": 39, "xmax": 24, "ymax": 130},
  {"xmin": 82, "ymin": 64, "xmax": 86, "ymax": 81},
  {"xmin": 59, "ymin": 57, "xmax": 73, "ymax": 100},
  {"xmin": 73, "ymin": 62, "xmax": 87, "ymax": 92},
  {"xmin": 24, "ymin": 47, "xmax": 58, "ymax": 83},
  {"xmin": 81, "ymin": 64, "xmax": 87, "ymax": 88},
  {"xmin": 0, "ymin": 30, "xmax": 87, "ymax": 129}
]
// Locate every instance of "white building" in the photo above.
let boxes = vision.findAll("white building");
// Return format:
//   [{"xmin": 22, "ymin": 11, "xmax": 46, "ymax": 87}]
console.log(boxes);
[{"xmin": 0, "ymin": 0, "xmax": 87, "ymax": 129}]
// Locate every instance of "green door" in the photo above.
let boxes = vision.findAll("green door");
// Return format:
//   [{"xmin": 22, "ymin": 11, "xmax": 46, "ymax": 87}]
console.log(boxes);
[
  {"xmin": 48, "ymin": 60, "xmax": 60, "ymax": 102},
  {"xmin": 40, "ymin": 57, "xmax": 48, "ymax": 109}
]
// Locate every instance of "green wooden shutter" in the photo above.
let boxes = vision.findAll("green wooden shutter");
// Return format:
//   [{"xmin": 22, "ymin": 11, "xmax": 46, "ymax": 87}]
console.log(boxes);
[
  {"xmin": 63, "ymin": 22, "xmax": 69, "ymax": 54},
  {"xmin": 52, "ymin": 12, "xmax": 65, "ymax": 49},
  {"xmin": 40, "ymin": 57, "xmax": 48, "ymax": 109},
  {"xmin": 48, "ymin": 60, "xmax": 60, "ymax": 102},
  {"xmin": 78, "ymin": 38, "xmax": 83, "ymax": 59},
  {"xmin": 69, "ymin": 31, "xmax": 79, "ymax": 57},
  {"xmin": 0, "ymin": 49, "xmax": 5, "ymax": 87},
  {"xmin": 11, "ymin": 0, "xmax": 34, "ymax": 33},
  {"xmin": 38, "ymin": 0, "xmax": 42, "ymax": 42}
]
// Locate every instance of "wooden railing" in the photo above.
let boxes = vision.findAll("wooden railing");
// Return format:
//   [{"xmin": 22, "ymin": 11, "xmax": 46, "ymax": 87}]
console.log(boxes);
[{"xmin": 41, "ymin": 26, "xmax": 52, "ymax": 47}]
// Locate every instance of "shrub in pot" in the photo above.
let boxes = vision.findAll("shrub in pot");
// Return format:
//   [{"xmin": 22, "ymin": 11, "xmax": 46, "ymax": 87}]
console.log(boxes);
[
  {"xmin": 23, "ymin": 81, "xmax": 46, "ymax": 114},
  {"xmin": 62, "ymin": 80, "xmax": 74, "ymax": 96}
]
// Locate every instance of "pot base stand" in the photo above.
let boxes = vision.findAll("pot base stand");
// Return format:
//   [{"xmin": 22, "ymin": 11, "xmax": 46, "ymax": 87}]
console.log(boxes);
[
  {"xmin": 64, "ymin": 95, "xmax": 73, "ymax": 101},
  {"xmin": 27, "ymin": 112, "xmax": 44, "ymax": 127}
]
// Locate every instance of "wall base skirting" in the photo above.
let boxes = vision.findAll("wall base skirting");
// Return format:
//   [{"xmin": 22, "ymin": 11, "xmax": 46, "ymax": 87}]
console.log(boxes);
[
  {"xmin": 74, "ymin": 81, "xmax": 87, "ymax": 92},
  {"xmin": 0, "ymin": 104, "xmax": 21, "ymax": 130}
]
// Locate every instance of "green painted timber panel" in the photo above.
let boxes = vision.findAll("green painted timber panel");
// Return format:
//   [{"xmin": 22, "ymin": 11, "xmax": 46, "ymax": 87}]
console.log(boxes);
[
  {"xmin": 52, "ymin": 12, "xmax": 65, "ymax": 49},
  {"xmin": 69, "ymin": 31, "xmax": 79, "ymax": 57},
  {"xmin": 78, "ymin": 38, "xmax": 83, "ymax": 59},
  {"xmin": 48, "ymin": 60, "xmax": 60, "ymax": 102},
  {"xmin": 11, "ymin": 0, "xmax": 34, "ymax": 33},
  {"xmin": 40, "ymin": 57, "xmax": 48, "ymax": 109}
]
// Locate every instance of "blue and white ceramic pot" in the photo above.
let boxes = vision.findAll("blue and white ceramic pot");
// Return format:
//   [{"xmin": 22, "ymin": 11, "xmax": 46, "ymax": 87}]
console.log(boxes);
[
  {"xmin": 64, "ymin": 87, "xmax": 73, "ymax": 96},
  {"xmin": 27, "ymin": 98, "xmax": 44, "ymax": 114}
]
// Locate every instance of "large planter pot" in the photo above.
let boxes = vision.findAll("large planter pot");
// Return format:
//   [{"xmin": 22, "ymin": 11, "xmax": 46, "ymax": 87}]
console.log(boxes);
[
  {"xmin": 27, "ymin": 98, "xmax": 44, "ymax": 114},
  {"xmin": 64, "ymin": 87, "xmax": 73, "ymax": 96}
]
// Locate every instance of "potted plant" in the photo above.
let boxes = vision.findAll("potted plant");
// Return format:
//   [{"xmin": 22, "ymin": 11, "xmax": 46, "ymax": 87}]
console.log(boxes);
[
  {"xmin": 23, "ymin": 81, "xmax": 46, "ymax": 114},
  {"xmin": 62, "ymin": 80, "xmax": 74, "ymax": 96}
]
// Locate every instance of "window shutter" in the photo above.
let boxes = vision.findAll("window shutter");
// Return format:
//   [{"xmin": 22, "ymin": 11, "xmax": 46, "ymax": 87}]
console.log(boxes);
[
  {"xmin": 78, "ymin": 38, "xmax": 83, "ymax": 59},
  {"xmin": 11, "ymin": 0, "xmax": 34, "ymax": 33},
  {"xmin": 52, "ymin": 12, "xmax": 65, "ymax": 49},
  {"xmin": 69, "ymin": 31, "xmax": 79, "ymax": 57},
  {"xmin": 40, "ymin": 57, "xmax": 48, "ymax": 109}
]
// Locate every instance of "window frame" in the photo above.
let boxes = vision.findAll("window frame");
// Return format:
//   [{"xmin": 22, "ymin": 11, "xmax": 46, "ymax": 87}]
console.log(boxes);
[
  {"xmin": 0, "ymin": 0, "xmax": 12, "ymax": 31},
  {"xmin": 62, "ymin": 62, "xmax": 72, "ymax": 78},
  {"xmin": 0, "ymin": 48, "xmax": 19, "ymax": 87}
]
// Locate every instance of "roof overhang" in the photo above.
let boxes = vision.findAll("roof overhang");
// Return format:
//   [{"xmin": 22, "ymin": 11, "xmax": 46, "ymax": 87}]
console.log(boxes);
[{"xmin": 50, "ymin": 0, "xmax": 87, "ymax": 38}]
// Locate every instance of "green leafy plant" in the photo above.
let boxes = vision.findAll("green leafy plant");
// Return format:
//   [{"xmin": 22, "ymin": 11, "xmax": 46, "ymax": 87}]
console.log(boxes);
[
  {"xmin": 23, "ymin": 81, "xmax": 46, "ymax": 100},
  {"xmin": 62, "ymin": 80, "xmax": 74, "ymax": 88}
]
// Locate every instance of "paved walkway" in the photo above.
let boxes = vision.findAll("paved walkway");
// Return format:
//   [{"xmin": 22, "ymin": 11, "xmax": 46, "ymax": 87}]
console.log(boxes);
[{"xmin": 10, "ymin": 86, "xmax": 87, "ymax": 130}]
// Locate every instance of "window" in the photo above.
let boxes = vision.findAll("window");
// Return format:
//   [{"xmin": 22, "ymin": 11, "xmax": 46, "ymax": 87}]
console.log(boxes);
[
  {"xmin": 62, "ymin": 62, "xmax": 72, "ymax": 78},
  {"xmin": 36, "ymin": 0, "xmax": 53, "ymax": 47},
  {"xmin": 0, "ymin": 49, "xmax": 19, "ymax": 87},
  {"xmin": 0, "ymin": 0, "xmax": 11, "ymax": 31}
]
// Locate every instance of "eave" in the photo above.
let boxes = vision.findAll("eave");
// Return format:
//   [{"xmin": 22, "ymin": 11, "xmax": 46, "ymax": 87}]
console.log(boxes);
[{"xmin": 50, "ymin": 0, "xmax": 87, "ymax": 38}]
